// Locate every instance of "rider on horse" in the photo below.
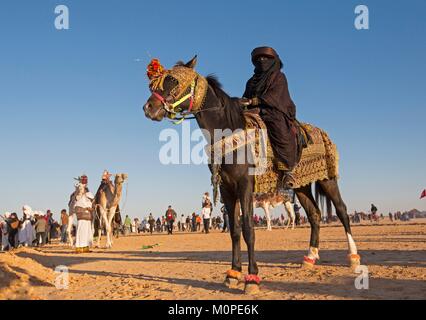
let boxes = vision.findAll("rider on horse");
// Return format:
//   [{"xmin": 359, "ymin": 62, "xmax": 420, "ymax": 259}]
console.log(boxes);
[{"xmin": 241, "ymin": 47, "xmax": 304, "ymax": 189}]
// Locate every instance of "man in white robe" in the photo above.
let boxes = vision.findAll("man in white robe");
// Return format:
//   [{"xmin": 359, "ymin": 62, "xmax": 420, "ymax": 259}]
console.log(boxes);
[
  {"xmin": 1, "ymin": 212, "xmax": 11, "ymax": 251},
  {"xmin": 74, "ymin": 188, "xmax": 94, "ymax": 253},
  {"xmin": 18, "ymin": 205, "xmax": 36, "ymax": 247}
]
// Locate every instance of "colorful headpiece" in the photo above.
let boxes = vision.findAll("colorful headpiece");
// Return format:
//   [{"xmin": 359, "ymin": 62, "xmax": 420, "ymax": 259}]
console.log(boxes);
[{"xmin": 147, "ymin": 59, "xmax": 165, "ymax": 80}]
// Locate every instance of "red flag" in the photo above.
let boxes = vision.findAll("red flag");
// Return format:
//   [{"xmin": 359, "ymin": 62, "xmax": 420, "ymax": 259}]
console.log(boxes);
[{"xmin": 421, "ymin": 189, "xmax": 426, "ymax": 199}]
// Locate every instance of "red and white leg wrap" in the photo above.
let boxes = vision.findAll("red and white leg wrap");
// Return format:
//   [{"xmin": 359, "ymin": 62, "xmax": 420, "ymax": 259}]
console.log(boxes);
[
  {"xmin": 303, "ymin": 247, "xmax": 320, "ymax": 267},
  {"xmin": 226, "ymin": 269, "xmax": 242, "ymax": 280}
]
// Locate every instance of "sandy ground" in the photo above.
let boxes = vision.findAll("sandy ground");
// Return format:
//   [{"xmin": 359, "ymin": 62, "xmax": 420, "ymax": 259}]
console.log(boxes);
[{"xmin": 1, "ymin": 219, "xmax": 425, "ymax": 300}]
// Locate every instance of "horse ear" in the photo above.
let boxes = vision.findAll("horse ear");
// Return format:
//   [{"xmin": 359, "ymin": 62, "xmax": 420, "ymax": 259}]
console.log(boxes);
[{"xmin": 185, "ymin": 55, "xmax": 198, "ymax": 69}]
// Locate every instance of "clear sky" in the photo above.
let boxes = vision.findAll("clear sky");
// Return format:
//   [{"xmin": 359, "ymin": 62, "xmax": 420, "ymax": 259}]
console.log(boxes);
[{"xmin": 0, "ymin": 0, "xmax": 425, "ymax": 220}]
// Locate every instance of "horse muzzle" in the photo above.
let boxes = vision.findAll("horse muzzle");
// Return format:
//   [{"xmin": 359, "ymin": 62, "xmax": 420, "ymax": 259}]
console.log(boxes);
[{"xmin": 143, "ymin": 102, "xmax": 165, "ymax": 121}]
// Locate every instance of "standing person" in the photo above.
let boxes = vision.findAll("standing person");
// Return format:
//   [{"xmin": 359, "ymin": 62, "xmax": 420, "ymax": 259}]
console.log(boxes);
[
  {"xmin": 371, "ymin": 204, "xmax": 378, "ymax": 216},
  {"xmin": 73, "ymin": 177, "xmax": 94, "ymax": 253},
  {"xmin": 7, "ymin": 213, "xmax": 20, "ymax": 249},
  {"xmin": 19, "ymin": 205, "xmax": 35, "ymax": 247},
  {"xmin": 221, "ymin": 205, "xmax": 229, "ymax": 233},
  {"xmin": 60, "ymin": 209, "xmax": 69, "ymax": 244},
  {"xmin": 215, "ymin": 216, "xmax": 222, "ymax": 230},
  {"xmin": 165, "ymin": 206, "xmax": 177, "ymax": 235},
  {"xmin": 45, "ymin": 210, "xmax": 54, "ymax": 245},
  {"xmin": 34, "ymin": 213, "xmax": 47, "ymax": 247},
  {"xmin": 191, "ymin": 213, "xmax": 197, "ymax": 232},
  {"xmin": 196, "ymin": 215, "xmax": 202, "ymax": 231},
  {"xmin": 1, "ymin": 212, "xmax": 11, "ymax": 251},
  {"xmin": 161, "ymin": 216, "xmax": 166, "ymax": 232},
  {"xmin": 371, "ymin": 204, "xmax": 379, "ymax": 223},
  {"xmin": 294, "ymin": 203, "xmax": 301, "ymax": 226},
  {"xmin": 148, "ymin": 213, "xmax": 155, "ymax": 235},
  {"xmin": 201, "ymin": 193, "xmax": 212, "ymax": 234},
  {"xmin": 389, "ymin": 212, "xmax": 394, "ymax": 223},
  {"xmin": 185, "ymin": 215, "xmax": 191, "ymax": 232},
  {"xmin": 156, "ymin": 217, "xmax": 161, "ymax": 232},
  {"xmin": 124, "ymin": 215, "xmax": 132, "ymax": 236},
  {"xmin": 180, "ymin": 214, "xmax": 186, "ymax": 232},
  {"xmin": 131, "ymin": 219, "xmax": 137, "ymax": 234}
]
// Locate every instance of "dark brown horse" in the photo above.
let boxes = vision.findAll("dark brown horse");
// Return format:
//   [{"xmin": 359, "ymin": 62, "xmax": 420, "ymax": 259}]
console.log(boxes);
[{"xmin": 143, "ymin": 56, "xmax": 361, "ymax": 294}]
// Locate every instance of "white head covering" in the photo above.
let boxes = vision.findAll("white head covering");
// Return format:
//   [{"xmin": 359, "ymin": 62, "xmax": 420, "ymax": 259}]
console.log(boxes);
[
  {"xmin": 4, "ymin": 212, "xmax": 11, "ymax": 219},
  {"xmin": 23, "ymin": 205, "xmax": 33, "ymax": 217}
]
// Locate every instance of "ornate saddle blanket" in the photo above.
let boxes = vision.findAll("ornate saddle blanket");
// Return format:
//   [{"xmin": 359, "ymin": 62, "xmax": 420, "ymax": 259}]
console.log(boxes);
[{"xmin": 244, "ymin": 112, "xmax": 339, "ymax": 193}]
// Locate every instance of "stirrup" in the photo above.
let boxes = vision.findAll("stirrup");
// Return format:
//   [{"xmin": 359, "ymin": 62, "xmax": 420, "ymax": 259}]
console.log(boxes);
[{"xmin": 279, "ymin": 171, "xmax": 295, "ymax": 190}]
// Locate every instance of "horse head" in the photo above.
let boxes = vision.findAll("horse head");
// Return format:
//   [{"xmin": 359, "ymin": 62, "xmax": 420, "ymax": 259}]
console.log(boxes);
[{"xmin": 144, "ymin": 56, "xmax": 204, "ymax": 122}]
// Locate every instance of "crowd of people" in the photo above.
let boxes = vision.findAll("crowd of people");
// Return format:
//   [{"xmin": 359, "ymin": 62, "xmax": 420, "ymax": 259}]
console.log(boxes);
[
  {"xmin": 0, "ymin": 206, "xmax": 70, "ymax": 252},
  {"xmin": 130, "ymin": 193, "xmax": 231, "ymax": 236},
  {"xmin": 3, "ymin": 197, "xmax": 421, "ymax": 251}
]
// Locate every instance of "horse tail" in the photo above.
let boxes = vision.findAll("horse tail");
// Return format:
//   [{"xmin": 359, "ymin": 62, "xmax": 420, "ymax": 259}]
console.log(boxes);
[{"xmin": 315, "ymin": 182, "xmax": 333, "ymax": 221}]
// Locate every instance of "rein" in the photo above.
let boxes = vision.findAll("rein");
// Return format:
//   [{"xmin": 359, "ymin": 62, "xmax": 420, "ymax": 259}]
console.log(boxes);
[
  {"xmin": 150, "ymin": 77, "xmax": 222, "ymax": 125},
  {"xmin": 151, "ymin": 79, "xmax": 197, "ymax": 125}
]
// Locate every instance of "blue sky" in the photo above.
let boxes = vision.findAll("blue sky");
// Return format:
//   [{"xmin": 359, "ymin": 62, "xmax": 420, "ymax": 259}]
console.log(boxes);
[{"xmin": 0, "ymin": 0, "xmax": 425, "ymax": 220}]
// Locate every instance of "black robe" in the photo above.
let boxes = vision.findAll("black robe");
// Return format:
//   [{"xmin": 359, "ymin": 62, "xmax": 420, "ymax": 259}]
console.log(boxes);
[{"xmin": 244, "ymin": 70, "xmax": 299, "ymax": 170}]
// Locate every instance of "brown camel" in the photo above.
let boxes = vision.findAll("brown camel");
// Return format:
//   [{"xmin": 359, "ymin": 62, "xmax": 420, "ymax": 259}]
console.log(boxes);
[{"xmin": 93, "ymin": 173, "xmax": 128, "ymax": 248}]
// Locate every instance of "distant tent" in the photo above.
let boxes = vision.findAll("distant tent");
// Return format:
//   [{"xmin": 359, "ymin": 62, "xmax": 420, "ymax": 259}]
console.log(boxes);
[{"xmin": 421, "ymin": 189, "xmax": 426, "ymax": 199}]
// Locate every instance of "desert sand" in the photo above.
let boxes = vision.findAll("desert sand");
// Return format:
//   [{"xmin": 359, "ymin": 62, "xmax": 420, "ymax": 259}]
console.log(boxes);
[{"xmin": 1, "ymin": 220, "xmax": 425, "ymax": 300}]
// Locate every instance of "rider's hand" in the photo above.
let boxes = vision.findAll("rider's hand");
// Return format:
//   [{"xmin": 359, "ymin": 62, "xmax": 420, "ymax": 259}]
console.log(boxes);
[
  {"xmin": 239, "ymin": 98, "xmax": 252, "ymax": 107},
  {"xmin": 251, "ymin": 96, "xmax": 261, "ymax": 106}
]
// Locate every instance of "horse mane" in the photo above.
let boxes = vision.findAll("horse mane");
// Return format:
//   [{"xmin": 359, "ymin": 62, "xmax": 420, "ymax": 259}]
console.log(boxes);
[{"xmin": 206, "ymin": 74, "xmax": 230, "ymax": 100}]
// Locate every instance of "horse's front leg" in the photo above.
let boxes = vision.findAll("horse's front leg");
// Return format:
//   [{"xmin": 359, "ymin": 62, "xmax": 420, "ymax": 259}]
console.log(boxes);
[
  {"xmin": 222, "ymin": 188, "xmax": 242, "ymax": 289},
  {"xmin": 239, "ymin": 178, "xmax": 260, "ymax": 295}
]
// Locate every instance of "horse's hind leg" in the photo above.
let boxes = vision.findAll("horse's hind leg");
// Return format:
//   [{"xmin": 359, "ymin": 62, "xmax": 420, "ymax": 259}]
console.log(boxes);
[
  {"xmin": 318, "ymin": 179, "xmax": 361, "ymax": 269},
  {"xmin": 295, "ymin": 184, "xmax": 321, "ymax": 268}
]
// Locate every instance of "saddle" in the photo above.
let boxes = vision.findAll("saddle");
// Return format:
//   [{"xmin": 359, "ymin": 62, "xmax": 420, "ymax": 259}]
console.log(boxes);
[
  {"xmin": 242, "ymin": 109, "xmax": 339, "ymax": 192},
  {"xmin": 243, "ymin": 108, "xmax": 312, "ymax": 155}
]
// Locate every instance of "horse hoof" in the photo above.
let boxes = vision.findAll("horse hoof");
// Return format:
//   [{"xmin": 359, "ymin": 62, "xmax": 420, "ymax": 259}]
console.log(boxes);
[
  {"xmin": 302, "ymin": 256, "xmax": 316, "ymax": 269},
  {"xmin": 244, "ymin": 275, "xmax": 261, "ymax": 295},
  {"xmin": 244, "ymin": 283, "xmax": 260, "ymax": 295},
  {"xmin": 224, "ymin": 277, "xmax": 240, "ymax": 289},
  {"xmin": 224, "ymin": 270, "xmax": 242, "ymax": 289},
  {"xmin": 348, "ymin": 254, "xmax": 361, "ymax": 270}
]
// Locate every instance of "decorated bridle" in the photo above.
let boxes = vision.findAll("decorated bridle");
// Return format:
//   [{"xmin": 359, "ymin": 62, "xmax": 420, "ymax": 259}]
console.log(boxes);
[
  {"xmin": 151, "ymin": 79, "xmax": 196, "ymax": 122},
  {"xmin": 146, "ymin": 59, "xmax": 209, "ymax": 124}
]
